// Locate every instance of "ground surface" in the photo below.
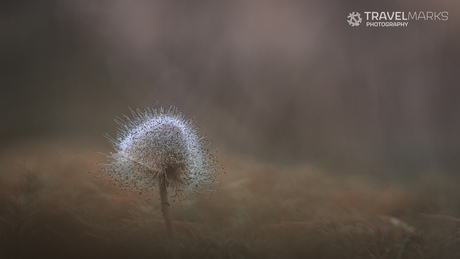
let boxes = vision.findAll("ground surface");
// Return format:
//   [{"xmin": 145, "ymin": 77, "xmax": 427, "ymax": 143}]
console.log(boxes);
[{"xmin": 1, "ymin": 138, "xmax": 460, "ymax": 259}]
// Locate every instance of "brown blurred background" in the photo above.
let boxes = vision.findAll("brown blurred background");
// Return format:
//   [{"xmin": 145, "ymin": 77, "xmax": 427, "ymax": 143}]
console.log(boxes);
[{"xmin": 1, "ymin": 0, "xmax": 459, "ymax": 176}]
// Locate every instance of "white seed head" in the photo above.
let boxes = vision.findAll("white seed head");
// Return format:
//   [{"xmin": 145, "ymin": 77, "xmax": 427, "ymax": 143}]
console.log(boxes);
[{"xmin": 96, "ymin": 105, "xmax": 220, "ymax": 199}]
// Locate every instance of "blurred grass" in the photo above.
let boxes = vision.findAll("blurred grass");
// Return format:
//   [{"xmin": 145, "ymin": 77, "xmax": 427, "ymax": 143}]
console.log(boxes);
[{"xmin": 1, "ymin": 139, "xmax": 460, "ymax": 259}]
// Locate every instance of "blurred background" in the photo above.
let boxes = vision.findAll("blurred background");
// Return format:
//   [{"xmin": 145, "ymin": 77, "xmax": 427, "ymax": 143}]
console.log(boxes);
[
  {"xmin": 2, "ymin": 1, "xmax": 460, "ymax": 258},
  {"xmin": 1, "ymin": 0, "xmax": 459, "ymax": 176}
]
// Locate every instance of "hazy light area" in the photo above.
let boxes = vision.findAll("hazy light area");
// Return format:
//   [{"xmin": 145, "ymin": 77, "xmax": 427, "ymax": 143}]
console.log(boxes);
[{"xmin": 1, "ymin": 1, "xmax": 460, "ymax": 258}]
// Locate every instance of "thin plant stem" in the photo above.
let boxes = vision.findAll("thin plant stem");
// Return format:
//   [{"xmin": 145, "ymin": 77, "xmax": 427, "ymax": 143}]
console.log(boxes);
[{"xmin": 160, "ymin": 171, "xmax": 180, "ymax": 259}]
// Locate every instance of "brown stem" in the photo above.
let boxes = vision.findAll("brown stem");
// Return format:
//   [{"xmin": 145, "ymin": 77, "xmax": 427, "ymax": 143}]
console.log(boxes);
[{"xmin": 160, "ymin": 172, "xmax": 180, "ymax": 259}]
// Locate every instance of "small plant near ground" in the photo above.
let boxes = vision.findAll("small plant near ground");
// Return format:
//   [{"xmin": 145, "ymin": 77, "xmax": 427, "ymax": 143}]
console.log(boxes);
[{"xmin": 93, "ymin": 104, "xmax": 222, "ymax": 258}]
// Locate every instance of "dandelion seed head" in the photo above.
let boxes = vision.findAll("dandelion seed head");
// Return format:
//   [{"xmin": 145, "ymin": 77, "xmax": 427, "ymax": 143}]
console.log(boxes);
[{"xmin": 97, "ymin": 105, "xmax": 220, "ymax": 199}]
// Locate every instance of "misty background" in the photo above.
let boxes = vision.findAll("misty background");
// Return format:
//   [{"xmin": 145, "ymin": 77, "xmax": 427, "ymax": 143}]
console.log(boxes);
[{"xmin": 1, "ymin": 0, "xmax": 459, "ymax": 176}]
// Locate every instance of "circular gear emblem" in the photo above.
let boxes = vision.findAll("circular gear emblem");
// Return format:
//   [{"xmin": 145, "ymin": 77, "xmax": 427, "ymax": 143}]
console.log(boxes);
[{"xmin": 347, "ymin": 12, "xmax": 362, "ymax": 27}]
